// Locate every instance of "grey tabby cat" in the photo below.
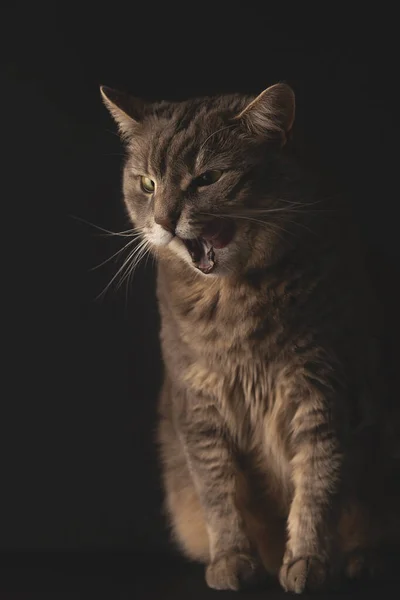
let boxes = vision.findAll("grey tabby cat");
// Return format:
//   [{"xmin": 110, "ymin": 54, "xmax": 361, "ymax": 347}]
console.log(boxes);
[{"xmin": 101, "ymin": 83, "xmax": 400, "ymax": 593}]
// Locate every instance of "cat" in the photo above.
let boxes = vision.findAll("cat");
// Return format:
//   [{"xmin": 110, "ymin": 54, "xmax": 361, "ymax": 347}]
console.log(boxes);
[{"xmin": 101, "ymin": 83, "xmax": 400, "ymax": 593}]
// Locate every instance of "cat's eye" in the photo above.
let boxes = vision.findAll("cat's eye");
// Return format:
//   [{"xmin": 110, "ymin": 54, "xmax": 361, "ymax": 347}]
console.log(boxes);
[
  {"xmin": 140, "ymin": 176, "xmax": 155, "ymax": 193},
  {"xmin": 195, "ymin": 170, "xmax": 223, "ymax": 188}
]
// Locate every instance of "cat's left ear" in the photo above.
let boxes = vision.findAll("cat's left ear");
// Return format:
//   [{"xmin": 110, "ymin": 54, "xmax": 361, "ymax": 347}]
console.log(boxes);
[
  {"xmin": 100, "ymin": 86, "xmax": 145, "ymax": 140},
  {"xmin": 236, "ymin": 83, "xmax": 295, "ymax": 143}
]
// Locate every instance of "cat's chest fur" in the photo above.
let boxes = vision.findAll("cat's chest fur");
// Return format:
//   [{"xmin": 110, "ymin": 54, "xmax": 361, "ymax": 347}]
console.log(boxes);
[{"xmin": 157, "ymin": 262, "xmax": 295, "ymax": 491}]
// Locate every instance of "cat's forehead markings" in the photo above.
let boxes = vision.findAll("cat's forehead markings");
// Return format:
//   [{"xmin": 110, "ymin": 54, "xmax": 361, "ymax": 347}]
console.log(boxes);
[
  {"xmin": 179, "ymin": 173, "xmax": 194, "ymax": 191},
  {"xmin": 194, "ymin": 148, "xmax": 207, "ymax": 171}
]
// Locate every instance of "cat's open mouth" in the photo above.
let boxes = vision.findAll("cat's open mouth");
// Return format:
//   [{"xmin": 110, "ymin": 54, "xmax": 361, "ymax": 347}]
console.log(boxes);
[{"xmin": 180, "ymin": 218, "xmax": 235, "ymax": 274}]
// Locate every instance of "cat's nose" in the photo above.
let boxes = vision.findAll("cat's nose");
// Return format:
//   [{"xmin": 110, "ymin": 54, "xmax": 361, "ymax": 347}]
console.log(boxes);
[{"xmin": 154, "ymin": 215, "xmax": 177, "ymax": 234}]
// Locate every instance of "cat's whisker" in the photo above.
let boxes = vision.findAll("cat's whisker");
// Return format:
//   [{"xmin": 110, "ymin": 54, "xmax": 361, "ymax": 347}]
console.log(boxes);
[
  {"xmin": 241, "ymin": 206, "xmax": 313, "ymax": 216},
  {"xmin": 144, "ymin": 243, "xmax": 154, "ymax": 270},
  {"xmin": 90, "ymin": 236, "xmax": 142, "ymax": 271},
  {"xmin": 105, "ymin": 128, "xmax": 122, "ymax": 139},
  {"xmin": 121, "ymin": 242, "xmax": 153, "ymax": 291},
  {"xmin": 267, "ymin": 197, "xmax": 332, "ymax": 207},
  {"xmin": 115, "ymin": 243, "xmax": 147, "ymax": 292},
  {"xmin": 118, "ymin": 239, "xmax": 153, "ymax": 289},
  {"xmin": 202, "ymin": 206, "xmax": 321, "ymax": 237},
  {"xmin": 96, "ymin": 239, "xmax": 148, "ymax": 300},
  {"xmin": 96, "ymin": 249, "xmax": 137, "ymax": 300},
  {"xmin": 247, "ymin": 199, "xmax": 336, "ymax": 214},
  {"xmin": 251, "ymin": 219, "xmax": 295, "ymax": 245},
  {"xmin": 150, "ymin": 247, "xmax": 159, "ymax": 271},
  {"xmin": 200, "ymin": 210, "xmax": 291, "ymax": 232},
  {"xmin": 274, "ymin": 215, "xmax": 317, "ymax": 236},
  {"xmin": 124, "ymin": 242, "xmax": 152, "ymax": 305},
  {"xmin": 200, "ymin": 210, "xmax": 296, "ymax": 246},
  {"xmin": 70, "ymin": 214, "xmax": 140, "ymax": 237},
  {"xmin": 198, "ymin": 124, "xmax": 236, "ymax": 152}
]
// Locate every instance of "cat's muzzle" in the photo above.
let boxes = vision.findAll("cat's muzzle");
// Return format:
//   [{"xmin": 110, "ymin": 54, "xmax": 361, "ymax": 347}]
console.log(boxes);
[{"xmin": 180, "ymin": 218, "xmax": 235, "ymax": 274}]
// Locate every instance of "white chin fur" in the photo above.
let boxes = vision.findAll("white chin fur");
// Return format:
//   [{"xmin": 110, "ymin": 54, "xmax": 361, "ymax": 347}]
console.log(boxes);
[{"xmin": 146, "ymin": 223, "xmax": 174, "ymax": 247}]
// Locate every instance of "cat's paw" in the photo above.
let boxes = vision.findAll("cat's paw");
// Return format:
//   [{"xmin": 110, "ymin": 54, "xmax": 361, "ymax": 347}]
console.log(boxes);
[
  {"xmin": 345, "ymin": 548, "xmax": 385, "ymax": 581},
  {"xmin": 205, "ymin": 551, "xmax": 264, "ymax": 591},
  {"xmin": 279, "ymin": 554, "xmax": 328, "ymax": 593}
]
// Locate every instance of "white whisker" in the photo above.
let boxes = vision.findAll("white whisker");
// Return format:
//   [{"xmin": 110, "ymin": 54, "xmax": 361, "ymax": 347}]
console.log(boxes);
[
  {"xmin": 70, "ymin": 214, "xmax": 139, "ymax": 237},
  {"xmin": 90, "ymin": 235, "xmax": 143, "ymax": 271},
  {"xmin": 121, "ymin": 242, "xmax": 153, "ymax": 304},
  {"xmin": 96, "ymin": 238, "xmax": 148, "ymax": 301},
  {"xmin": 118, "ymin": 239, "xmax": 150, "ymax": 290}
]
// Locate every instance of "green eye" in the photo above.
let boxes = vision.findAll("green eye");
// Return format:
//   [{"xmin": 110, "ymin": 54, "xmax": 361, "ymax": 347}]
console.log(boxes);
[
  {"xmin": 195, "ymin": 170, "xmax": 223, "ymax": 187},
  {"xmin": 140, "ymin": 176, "xmax": 155, "ymax": 193}
]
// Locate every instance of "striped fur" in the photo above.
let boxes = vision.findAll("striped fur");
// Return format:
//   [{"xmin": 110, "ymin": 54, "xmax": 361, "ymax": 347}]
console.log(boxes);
[{"xmin": 102, "ymin": 84, "xmax": 400, "ymax": 592}]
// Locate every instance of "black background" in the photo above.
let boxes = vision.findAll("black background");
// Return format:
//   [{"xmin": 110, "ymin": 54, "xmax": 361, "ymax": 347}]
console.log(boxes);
[{"xmin": 3, "ymin": 6, "xmax": 399, "ymax": 597}]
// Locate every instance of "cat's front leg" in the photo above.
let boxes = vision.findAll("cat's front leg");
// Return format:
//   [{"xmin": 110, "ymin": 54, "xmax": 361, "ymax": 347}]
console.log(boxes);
[
  {"xmin": 279, "ymin": 376, "xmax": 344, "ymax": 593},
  {"xmin": 179, "ymin": 402, "xmax": 263, "ymax": 591}
]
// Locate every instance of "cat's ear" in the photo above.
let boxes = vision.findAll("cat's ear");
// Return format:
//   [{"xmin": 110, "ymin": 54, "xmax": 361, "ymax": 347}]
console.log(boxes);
[
  {"xmin": 100, "ymin": 86, "xmax": 145, "ymax": 140},
  {"xmin": 236, "ymin": 83, "xmax": 295, "ymax": 142}
]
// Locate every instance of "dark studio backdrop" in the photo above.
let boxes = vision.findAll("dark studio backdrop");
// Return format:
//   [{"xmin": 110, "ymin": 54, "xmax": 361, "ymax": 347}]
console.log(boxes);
[{"xmin": 3, "ymin": 6, "xmax": 399, "ymax": 591}]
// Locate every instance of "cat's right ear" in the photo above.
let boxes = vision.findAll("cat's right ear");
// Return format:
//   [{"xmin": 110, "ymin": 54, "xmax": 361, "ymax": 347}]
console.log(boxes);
[
  {"xmin": 235, "ymin": 83, "xmax": 295, "ymax": 144},
  {"xmin": 100, "ymin": 86, "xmax": 145, "ymax": 141}
]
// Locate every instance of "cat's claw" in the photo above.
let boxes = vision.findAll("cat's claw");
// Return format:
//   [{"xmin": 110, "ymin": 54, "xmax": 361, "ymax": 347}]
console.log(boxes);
[
  {"xmin": 279, "ymin": 555, "xmax": 328, "ymax": 593},
  {"xmin": 205, "ymin": 551, "xmax": 264, "ymax": 591}
]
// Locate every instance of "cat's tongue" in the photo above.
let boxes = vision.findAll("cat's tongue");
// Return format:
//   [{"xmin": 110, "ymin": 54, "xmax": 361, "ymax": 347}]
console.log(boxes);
[
  {"xmin": 182, "ymin": 218, "xmax": 235, "ymax": 274},
  {"xmin": 184, "ymin": 238, "xmax": 215, "ymax": 274}
]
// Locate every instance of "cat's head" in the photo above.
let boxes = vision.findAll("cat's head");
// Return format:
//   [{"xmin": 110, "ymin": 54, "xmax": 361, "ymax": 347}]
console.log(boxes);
[{"xmin": 101, "ymin": 83, "xmax": 295, "ymax": 277}]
